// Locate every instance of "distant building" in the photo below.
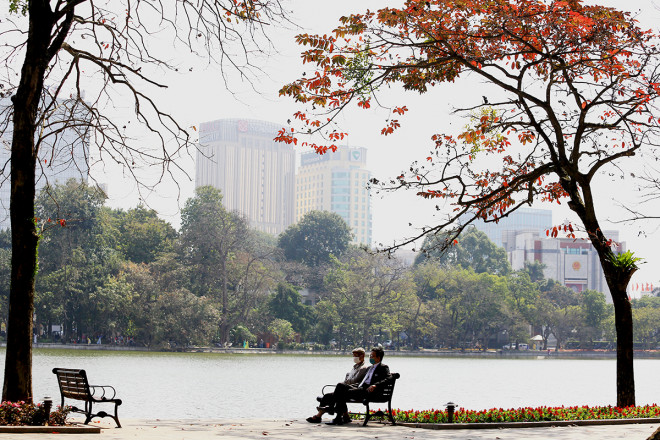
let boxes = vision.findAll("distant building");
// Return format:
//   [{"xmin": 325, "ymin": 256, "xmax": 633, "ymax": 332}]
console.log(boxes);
[
  {"xmin": 470, "ymin": 207, "xmax": 552, "ymax": 247},
  {"xmin": 196, "ymin": 119, "xmax": 296, "ymax": 236},
  {"xmin": 296, "ymin": 147, "xmax": 372, "ymax": 246},
  {"xmin": 468, "ymin": 207, "xmax": 624, "ymax": 302},
  {"xmin": 502, "ymin": 229, "xmax": 624, "ymax": 300},
  {"xmin": 0, "ymin": 99, "xmax": 90, "ymax": 230}
]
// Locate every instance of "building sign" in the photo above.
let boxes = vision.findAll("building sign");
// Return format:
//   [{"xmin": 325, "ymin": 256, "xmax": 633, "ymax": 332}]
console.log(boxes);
[
  {"xmin": 237, "ymin": 120, "xmax": 249, "ymax": 132},
  {"xmin": 301, "ymin": 151, "xmax": 331, "ymax": 166},
  {"xmin": 564, "ymin": 255, "xmax": 587, "ymax": 279}
]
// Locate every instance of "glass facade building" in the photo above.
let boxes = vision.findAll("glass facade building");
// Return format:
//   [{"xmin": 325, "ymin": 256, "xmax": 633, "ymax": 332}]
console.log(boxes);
[
  {"xmin": 196, "ymin": 119, "xmax": 296, "ymax": 235},
  {"xmin": 296, "ymin": 147, "xmax": 372, "ymax": 246}
]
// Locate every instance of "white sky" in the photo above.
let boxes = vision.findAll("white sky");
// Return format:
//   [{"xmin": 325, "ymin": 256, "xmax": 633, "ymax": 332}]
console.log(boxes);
[{"xmin": 90, "ymin": 0, "xmax": 660, "ymax": 289}]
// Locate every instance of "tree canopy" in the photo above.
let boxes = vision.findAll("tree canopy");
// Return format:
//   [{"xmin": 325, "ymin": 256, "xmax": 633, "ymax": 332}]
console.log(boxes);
[
  {"xmin": 416, "ymin": 227, "xmax": 511, "ymax": 275},
  {"xmin": 278, "ymin": 0, "xmax": 660, "ymax": 407},
  {"xmin": 278, "ymin": 210, "xmax": 352, "ymax": 266}
]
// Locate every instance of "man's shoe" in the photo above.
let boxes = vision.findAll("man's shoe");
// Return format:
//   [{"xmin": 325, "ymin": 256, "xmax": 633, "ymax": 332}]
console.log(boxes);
[
  {"xmin": 326, "ymin": 417, "xmax": 344, "ymax": 426},
  {"xmin": 306, "ymin": 416, "xmax": 322, "ymax": 424}
]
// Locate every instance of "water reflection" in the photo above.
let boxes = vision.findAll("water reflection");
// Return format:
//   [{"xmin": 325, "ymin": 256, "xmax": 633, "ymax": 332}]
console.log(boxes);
[{"xmin": 1, "ymin": 349, "xmax": 658, "ymax": 419}]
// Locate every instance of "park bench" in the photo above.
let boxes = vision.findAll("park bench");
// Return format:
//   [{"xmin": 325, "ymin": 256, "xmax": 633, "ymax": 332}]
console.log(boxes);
[
  {"xmin": 317, "ymin": 372, "xmax": 400, "ymax": 426},
  {"xmin": 52, "ymin": 368, "xmax": 122, "ymax": 428}
]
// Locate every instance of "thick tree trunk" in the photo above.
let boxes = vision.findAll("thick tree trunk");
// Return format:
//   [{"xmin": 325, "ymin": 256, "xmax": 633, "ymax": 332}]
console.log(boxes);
[
  {"xmin": 3, "ymin": 74, "xmax": 40, "ymax": 404},
  {"xmin": 611, "ymin": 288, "xmax": 635, "ymax": 407},
  {"xmin": 2, "ymin": 1, "xmax": 52, "ymax": 403}
]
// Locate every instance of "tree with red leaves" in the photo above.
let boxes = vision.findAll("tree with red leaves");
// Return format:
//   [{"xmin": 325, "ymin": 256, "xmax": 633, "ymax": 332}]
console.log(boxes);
[{"xmin": 279, "ymin": 0, "xmax": 660, "ymax": 407}]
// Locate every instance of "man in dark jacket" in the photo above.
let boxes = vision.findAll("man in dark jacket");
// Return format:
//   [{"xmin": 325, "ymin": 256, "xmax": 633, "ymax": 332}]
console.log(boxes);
[{"xmin": 324, "ymin": 346, "xmax": 392, "ymax": 425}]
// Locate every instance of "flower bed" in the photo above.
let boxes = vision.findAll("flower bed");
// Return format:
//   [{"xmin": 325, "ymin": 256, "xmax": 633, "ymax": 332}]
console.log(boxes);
[
  {"xmin": 0, "ymin": 401, "xmax": 71, "ymax": 426},
  {"xmin": 390, "ymin": 405, "xmax": 660, "ymax": 424}
]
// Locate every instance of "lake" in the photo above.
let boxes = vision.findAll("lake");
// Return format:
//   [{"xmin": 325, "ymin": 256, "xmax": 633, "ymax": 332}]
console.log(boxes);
[{"xmin": 1, "ymin": 349, "xmax": 659, "ymax": 419}]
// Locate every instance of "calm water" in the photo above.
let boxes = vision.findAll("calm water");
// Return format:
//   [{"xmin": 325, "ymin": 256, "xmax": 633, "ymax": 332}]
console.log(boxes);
[{"xmin": 1, "ymin": 349, "xmax": 659, "ymax": 419}]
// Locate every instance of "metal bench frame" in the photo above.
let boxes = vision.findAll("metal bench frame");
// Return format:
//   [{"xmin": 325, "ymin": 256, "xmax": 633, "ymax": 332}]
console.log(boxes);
[
  {"xmin": 317, "ymin": 372, "xmax": 400, "ymax": 426},
  {"xmin": 52, "ymin": 368, "xmax": 122, "ymax": 428}
]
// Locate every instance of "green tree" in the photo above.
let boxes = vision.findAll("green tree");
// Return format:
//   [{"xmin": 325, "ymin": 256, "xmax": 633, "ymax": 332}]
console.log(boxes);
[
  {"xmin": 632, "ymin": 307, "xmax": 660, "ymax": 350},
  {"xmin": 578, "ymin": 289, "xmax": 611, "ymax": 348},
  {"xmin": 524, "ymin": 261, "xmax": 547, "ymax": 284},
  {"xmin": 323, "ymin": 251, "xmax": 415, "ymax": 349},
  {"xmin": 268, "ymin": 318, "xmax": 295, "ymax": 344},
  {"xmin": 504, "ymin": 271, "xmax": 540, "ymax": 347},
  {"xmin": 416, "ymin": 227, "xmax": 510, "ymax": 275},
  {"xmin": 311, "ymin": 300, "xmax": 340, "ymax": 345},
  {"xmin": 278, "ymin": 211, "xmax": 352, "ymax": 267},
  {"xmin": 151, "ymin": 288, "xmax": 220, "ymax": 348},
  {"xmin": 179, "ymin": 186, "xmax": 250, "ymax": 343},
  {"xmin": 536, "ymin": 280, "xmax": 579, "ymax": 350},
  {"xmin": 35, "ymin": 180, "xmax": 107, "ymax": 272},
  {"xmin": 436, "ymin": 268, "xmax": 508, "ymax": 349},
  {"xmin": 34, "ymin": 181, "xmax": 122, "ymax": 342},
  {"xmin": 269, "ymin": 283, "xmax": 313, "ymax": 336},
  {"xmin": 113, "ymin": 206, "xmax": 177, "ymax": 264}
]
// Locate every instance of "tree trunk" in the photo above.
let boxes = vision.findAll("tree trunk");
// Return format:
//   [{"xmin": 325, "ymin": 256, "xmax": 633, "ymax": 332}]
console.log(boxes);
[
  {"xmin": 2, "ymin": 1, "xmax": 52, "ymax": 403},
  {"xmin": 220, "ymin": 257, "xmax": 228, "ymax": 344},
  {"xmin": 611, "ymin": 287, "xmax": 635, "ymax": 407}
]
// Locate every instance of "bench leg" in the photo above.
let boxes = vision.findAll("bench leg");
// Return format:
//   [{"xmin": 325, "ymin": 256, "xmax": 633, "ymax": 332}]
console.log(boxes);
[
  {"xmin": 84, "ymin": 401, "xmax": 94, "ymax": 425},
  {"xmin": 82, "ymin": 401, "xmax": 121, "ymax": 428},
  {"xmin": 112, "ymin": 403, "xmax": 122, "ymax": 428},
  {"xmin": 387, "ymin": 401, "xmax": 395, "ymax": 425},
  {"xmin": 362, "ymin": 403, "xmax": 370, "ymax": 426}
]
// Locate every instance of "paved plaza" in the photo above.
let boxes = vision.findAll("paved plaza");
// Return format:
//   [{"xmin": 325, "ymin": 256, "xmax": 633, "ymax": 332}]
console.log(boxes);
[{"xmin": 10, "ymin": 417, "xmax": 659, "ymax": 440}]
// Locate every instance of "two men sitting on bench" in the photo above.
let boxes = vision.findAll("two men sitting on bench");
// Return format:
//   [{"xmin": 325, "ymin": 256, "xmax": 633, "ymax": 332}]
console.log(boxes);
[{"xmin": 308, "ymin": 346, "xmax": 392, "ymax": 426}]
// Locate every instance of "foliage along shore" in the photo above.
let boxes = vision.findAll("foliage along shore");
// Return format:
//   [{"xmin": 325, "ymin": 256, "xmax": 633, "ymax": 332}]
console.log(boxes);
[{"xmin": 5, "ymin": 343, "xmax": 660, "ymax": 359}]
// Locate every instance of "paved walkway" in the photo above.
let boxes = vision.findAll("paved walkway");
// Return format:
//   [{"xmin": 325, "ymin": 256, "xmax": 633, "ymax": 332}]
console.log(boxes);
[{"xmin": 11, "ymin": 417, "xmax": 659, "ymax": 440}]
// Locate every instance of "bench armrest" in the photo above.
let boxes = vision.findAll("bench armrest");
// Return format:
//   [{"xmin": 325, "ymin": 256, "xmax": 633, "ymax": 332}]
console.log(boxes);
[
  {"xmin": 321, "ymin": 384, "xmax": 336, "ymax": 395},
  {"xmin": 89, "ymin": 385, "xmax": 117, "ymax": 400}
]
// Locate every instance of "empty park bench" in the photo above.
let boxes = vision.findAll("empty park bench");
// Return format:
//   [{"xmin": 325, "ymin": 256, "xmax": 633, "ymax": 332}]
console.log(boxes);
[
  {"xmin": 317, "ymin": 372, "xmax": 400, "ymax": 426},
  {"xmin": 52, "ymin": 368, "xmax": 122, "ymax": 428}
]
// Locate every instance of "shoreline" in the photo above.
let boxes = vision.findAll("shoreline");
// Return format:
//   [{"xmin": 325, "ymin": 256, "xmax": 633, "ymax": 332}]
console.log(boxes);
[{"xmin": 4, "ymin": 342, "xmax": 660, "ymax": 359}]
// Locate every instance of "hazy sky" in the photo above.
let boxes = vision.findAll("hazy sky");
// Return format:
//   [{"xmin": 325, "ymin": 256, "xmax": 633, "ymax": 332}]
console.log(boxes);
[{"xmin": 91, "ymin": 0, "xmax": 660, "ymax": 288}]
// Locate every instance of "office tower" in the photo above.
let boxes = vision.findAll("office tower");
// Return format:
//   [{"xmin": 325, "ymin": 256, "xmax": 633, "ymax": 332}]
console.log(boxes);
[
  {"xmin": 0, "ymin": 99, "xmax": 90, "ymax": 230},
  {"xmin": 296, "ymin": 147, "xmax": 372, "ymax": 246},
  {"xmin": 196, "ymin": 118, "xmax": 295, "ymax": 235}
]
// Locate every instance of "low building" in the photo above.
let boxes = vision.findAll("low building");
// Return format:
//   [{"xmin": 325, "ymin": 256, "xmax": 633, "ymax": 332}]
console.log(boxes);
[{"xmin": 503, "ymin": 230, "xmax": 624, "ymax": 301}]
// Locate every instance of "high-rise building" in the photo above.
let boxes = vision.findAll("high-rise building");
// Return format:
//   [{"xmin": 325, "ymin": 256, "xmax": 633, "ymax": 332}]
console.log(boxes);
[
  {"xmin": 296, "ymin": 147, "xmax": 372, "ymax": 246},
  {"xmin": 0, "ymin": 99, "xmax": 90, "ymax": 230},
  {"xmin": 196, "ymin": 118, "xmax": 295, "ymax": 235}
]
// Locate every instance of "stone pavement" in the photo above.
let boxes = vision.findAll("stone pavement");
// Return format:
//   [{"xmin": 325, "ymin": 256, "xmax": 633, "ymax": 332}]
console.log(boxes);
[{"xmin": 11, "ymin": 417, "xmax": 659, "ymax": 439}]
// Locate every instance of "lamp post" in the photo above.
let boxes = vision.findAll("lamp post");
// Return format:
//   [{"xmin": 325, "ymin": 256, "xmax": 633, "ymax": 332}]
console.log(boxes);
[{"xmin": 445, "ymin": 402, "xmax": 457, "ymax": 423}]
